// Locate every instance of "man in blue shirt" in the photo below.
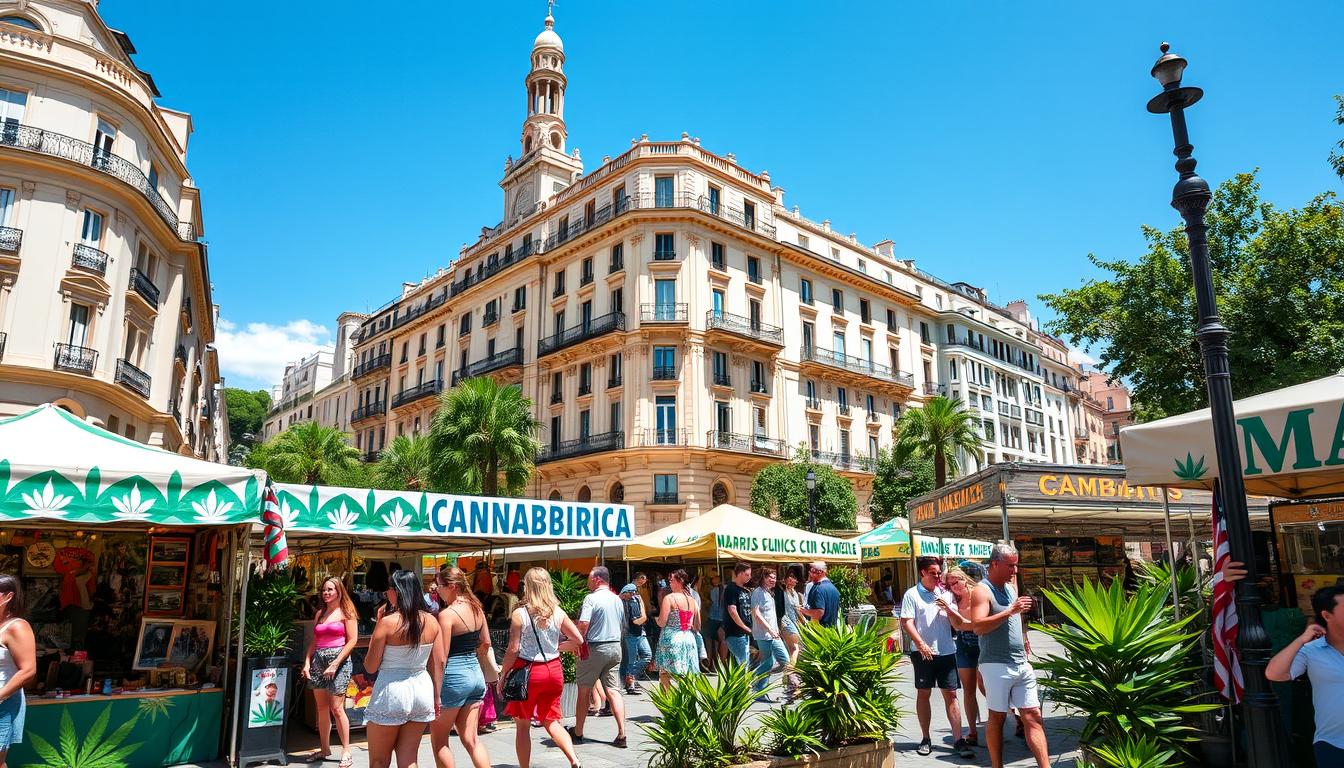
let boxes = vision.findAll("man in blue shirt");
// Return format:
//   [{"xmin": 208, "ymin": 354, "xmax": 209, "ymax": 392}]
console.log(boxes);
[
  {"xmin": 800, "ymin": 561, "xmax": 841, "ymax": 627},
  {"xmin": 1268, "ymin": 584, "xmax": 1344, "ymax": 768}
]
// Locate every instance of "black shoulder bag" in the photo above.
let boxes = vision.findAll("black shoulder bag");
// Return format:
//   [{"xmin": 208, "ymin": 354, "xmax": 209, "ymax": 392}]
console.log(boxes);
[{"xmin": 501, "ymin": 609, "xmax": 549, "ymax": 702}]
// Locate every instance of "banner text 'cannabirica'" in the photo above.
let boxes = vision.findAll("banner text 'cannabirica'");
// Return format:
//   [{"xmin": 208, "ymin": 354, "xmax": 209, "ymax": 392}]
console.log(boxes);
[{"xmin": 431, "ymin": 497, "xmax": 633, "ymax": 540}]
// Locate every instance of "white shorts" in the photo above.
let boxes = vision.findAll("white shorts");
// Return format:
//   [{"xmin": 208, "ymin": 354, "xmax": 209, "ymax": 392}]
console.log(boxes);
[{"xmin": 979, "ymin": 662, "xmax": 1040, "ymax": 712}]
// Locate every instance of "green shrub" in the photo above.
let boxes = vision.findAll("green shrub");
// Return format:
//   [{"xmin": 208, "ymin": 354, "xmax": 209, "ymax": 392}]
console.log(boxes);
[
  {"xmin": 243, "ymin": 567, "xmax": 302, "ymax": 657},
  {"xmin": 641, "ymin": 660, "xmax": 762, "ymax": 767},
  {"xmin": 759, "ymin": 707, "xmax": 826, "ymax": 760},
  {"xmin": 1078, "ymin": 734, "xmax": 1181, "ymax": 768},
  {"xmin": 828, "ymin": 565, "xmax": 869, "ymax": 611},
  {"xmin": 794, "ymin": 619, "xmax": 902, "ymax": 747}
]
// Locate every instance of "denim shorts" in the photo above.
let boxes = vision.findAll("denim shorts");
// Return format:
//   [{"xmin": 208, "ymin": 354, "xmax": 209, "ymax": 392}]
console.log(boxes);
[
  {"xmin": 0, "ymin": 689, "xmax": 24, "ymax": 750},
  {"xmin": 954, "ymin": 632, "xmax": 980, "ymax": 670},
  {"xmin": 440, "ymin": 653, "xmax": 486, "ymax": 709}
]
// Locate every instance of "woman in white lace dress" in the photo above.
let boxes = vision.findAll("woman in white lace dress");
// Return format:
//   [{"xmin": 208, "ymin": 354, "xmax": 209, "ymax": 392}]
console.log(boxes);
[{"xmin": 363, "ymin": 569, "xmax": 444, "ymax": 768}]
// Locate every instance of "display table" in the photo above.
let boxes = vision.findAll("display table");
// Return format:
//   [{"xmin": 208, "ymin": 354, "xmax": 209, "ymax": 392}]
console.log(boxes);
[{"xmin": 11, "ymin": 689, "xmax": 224, "ymax": 767}]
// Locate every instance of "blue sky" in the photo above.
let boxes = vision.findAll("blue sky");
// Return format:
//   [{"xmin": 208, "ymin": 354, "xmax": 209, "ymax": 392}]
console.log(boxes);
[{"xmin": 101, "ymin": 2, "xmax": 1344, "ymax": 390}]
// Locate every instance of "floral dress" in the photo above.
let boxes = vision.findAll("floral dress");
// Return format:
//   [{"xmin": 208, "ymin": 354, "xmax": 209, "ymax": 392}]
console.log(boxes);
[{"xmin": 654, "ymin": 605, "xmax": 700, "ymax": 676}]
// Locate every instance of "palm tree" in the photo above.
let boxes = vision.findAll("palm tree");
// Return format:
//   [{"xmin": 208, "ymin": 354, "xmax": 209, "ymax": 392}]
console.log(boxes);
[
  {"xmin": 374, "ymin": 434, "xmax": 433, "ymax": 491},
  {"xmin": 428, "ymin": 377, "xmax": 541, "ymax": 496},
  {"xmin": 894, "ymin": 396, "xmax": 984, "ymax": 488},
  {"xmin": 251, "ymin": 421, "xmax": 360, "ymax": 485}
]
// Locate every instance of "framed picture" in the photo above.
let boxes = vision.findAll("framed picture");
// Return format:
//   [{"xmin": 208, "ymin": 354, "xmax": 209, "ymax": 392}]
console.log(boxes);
[
  {"xmin": 148, "ymin": 565, "xmax": 185, "ymax": 587},
  {"xmin": 150, "ymin": 537, "xmax": 190, "ymax": 565},
  {"xmin": 133, "ymin": 618, "xmax": 216, "ymax": 671},
  {"xmin": 146, "ymin": 589, "xmax": 184, "ymax": 615}
]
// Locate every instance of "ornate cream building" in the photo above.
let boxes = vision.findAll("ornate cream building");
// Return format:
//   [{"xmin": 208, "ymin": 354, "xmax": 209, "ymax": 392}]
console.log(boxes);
[
  {"xmin": 342, "ymin": 10, "xmax": 1081, "ymax": 531},
  {"xmin": 0, "ymin": 1, "xmax": 226, "ymax": 459},
  {"xmin": 261, "ymin": 312, "xmax": 361, "ymax": 441}
]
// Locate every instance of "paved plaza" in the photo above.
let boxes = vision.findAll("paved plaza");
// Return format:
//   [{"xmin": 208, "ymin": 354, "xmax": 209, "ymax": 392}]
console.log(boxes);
[{"xmin": 202, "ymin": 637, "xmax": 1081, "ymax": 768}]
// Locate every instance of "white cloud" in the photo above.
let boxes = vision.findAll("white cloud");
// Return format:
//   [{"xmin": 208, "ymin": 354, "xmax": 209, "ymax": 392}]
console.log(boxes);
[
  {"xmin": 215, "ymin": 318, "xmax": 330, "ymax": 389},
  {"xmin": 1067, "ymin": 345, "xmax": 1097, "ymax": 368}
]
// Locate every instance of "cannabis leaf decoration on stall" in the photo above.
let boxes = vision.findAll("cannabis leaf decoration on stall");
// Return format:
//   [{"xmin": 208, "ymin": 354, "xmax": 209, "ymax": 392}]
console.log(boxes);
[
  {"xmin": 1172, "ymin": 453, "xmax": 1208, "ymax": 482},
  {"xmin": 250, "ymin": 699, "xmax": 284, "ymax": 727},
  {"xmin": 27, "ymin": 704, "xmax": 143, "ymax": 768}
]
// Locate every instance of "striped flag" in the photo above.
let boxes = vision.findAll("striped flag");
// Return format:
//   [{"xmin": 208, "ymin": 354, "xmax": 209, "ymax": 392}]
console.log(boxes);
[
  {"xmin": 1210, "ymin": 489, "xmax": 1243, "ymax": 702},
  {"xmin": 261, "ymin": 482, "xmax": 289, "ymax": 570}
]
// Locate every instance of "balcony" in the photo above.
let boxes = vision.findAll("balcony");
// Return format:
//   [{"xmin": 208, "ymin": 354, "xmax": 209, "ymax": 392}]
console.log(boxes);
[
  {"xmin": 838, "ymin": 402, "xmax": 851, "ymax": 416},
  {"xmin": 748, "ymin": 271, "xmax": 763, "ymax": 285},
  {"xmin": 867, "ymin": 411, "xmax": 881, "ymax": 423},
  {"xmin": 652, "ymin": 491, "xmax": 681, "ymax": 505},
  {"xmin": 351, "ymin": 400, "xmax": 387, "ymax": 423},
  {"xmin": 0, "ymin": 226, "xmax": 21, "ymax": 253},
  {"xmin": 71, "ymin": 243, "xmax": 108, "ymax": 275},
  {"xmin": 640, "ymin": 303, "xmax": 688, "ymax": 323},
  {"xmin": 798, "ymin": 346, "xmax": 915, "ymax": 390},
  {"xmin": 550, "ymin": 391, "xmax": 563, "ymax": 405},
  {"xmin": 750, "ymin": 381, "xmax": 769, "ymax": 395},
  {"xmin": 128, "ymin": 267, "xmax": 159, "ymax": 306},
  {"xmin": 712, "ymin": 372, "xmax": 732, "ymax": 387},
  {"xmin": 639, "ymin": 428, "xmax": 691, "ymax": 447},
  {"xmin": 810, "ymin": 450, "xmax": 876, "ymax": 473},
  {"xmin": 552, "ymin": 283, "xmax": 566, "ymax": 299},
  {"xmin": 543, "ymin": 196, "xmax": 633, "ymax": 251},
  {"xmin": 607, "ymin": 375, "xmax": 623, "ymax": 389},
  {"xmin": 653, "ymin": 249, "xmax": 676, "ymax": 262},
  {"xmin": 0, "ymin": 124, "xmax": 195, "ymax": 241},
  {"xmin": 610, "ymin": 254, "xmax": 624, "ymax": 273},
  {"xmin": 1025, "ymin": 410, "xmax": 1045, "ymax": 427},
  {"xmin": 483, "ymin": 310, "xmax": 499, "ymax": 327},
  {"xmin": 353, "ymin": 353, "xmax": 392, "ymax": 380},
  {"xmin": 805, "ymin": 397, "xmax": 822, "ymax": 411},
  {"xmin": 537, "ymin": 311, "xmax": 626, "ymax": 357},
  {"xmin": 705, "ymin": 311, "xmax": 784, "ymax": 348},
  {"xmin": 391, "ymin": 291, "xmax": 448, "ymax": 329},
  {"xmin": 538, "ymin": 430, "xmax": 624, "ymax": 464},
  {"xmin": 580, "ymin": 269, "xmax": 594, "ymax": 286},
  {"xmin": 1074, "ymin": 426, "xmax": 1091, "ymax": 440},
  {"xmin": 706, "ymin": 431, "xmax": 788, "ymax": 457},
  {"xmin": 652, "ymin": 365, "xmax": 677, "ymax": 381},
  {"xmin": 694, "ymin": 195, "xmax": 776, "ymax": 238},
  {"xmin": 578, "ymin": 382, "xmax": 592, "ymax": 396},
  {"xmin": 391, "ymin": 380, "xmax": 442, "ymax": 409},
  {"xmin": 453, "ymin": 347, "xmax": 525, "ymax": 385},
  {"xmin": 922, "ymin": 382, "xmax": 938, "ymax": 396},
  {"xmin": 54, "ymin": 343, "xmax": 97, "ymax": 375},
  {"xmin": 114, "ymin": 359, "xmax": 151, "ymax": 398}
]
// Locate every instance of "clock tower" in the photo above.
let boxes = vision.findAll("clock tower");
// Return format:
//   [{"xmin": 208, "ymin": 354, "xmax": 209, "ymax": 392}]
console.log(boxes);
[{"xmin": 501, "ymin": 4, "xmax": 583, "ymax": 226}]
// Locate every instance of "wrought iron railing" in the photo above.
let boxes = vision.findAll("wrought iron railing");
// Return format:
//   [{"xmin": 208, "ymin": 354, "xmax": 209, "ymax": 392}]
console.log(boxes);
[
  {"xmin": 454, "ymin": 347, "xmax": 524, "ymax": 385},
  {"xmin": 115, "ymin": 359, "xmax": 150, "ymax": 398},
  {"xmin": 923, "ymin": 382, "xmax": 938, "ymax": 395},
  {"xmin": 713, "ymin": 372, "xmax": 732, "ymax": 387},
  {"xmin": 353, "ymin": 353, "xmax": 392, "ymax": 379},
  {"xmin": 550, "ymin": 390, "xmax": 563, "ymax": 405},
  {"xmin": 639, "ymin": 428, "xmax": 690, "ymax": 447},
  {"xmin": 351, "ymin": 400, "xmax": 386, "ymax": 422},
  {"xmin": 0, "ymin": 124, "xmax": 195, "ymax": 240},
  {"xmin": 129, "ymin": 267, "xmax": 159, "ymax": 306},
  {"xmin": 652, "ymin": 365, "xmax": 677, "ymax": 381},
  {"xmin": 653, "ymin": 248, "xmax": 676, "ymax": 261},
  {"xmin": 652, "ymin": 491, "xmax": 681, "ymax": 505},
  {"xmin": 543, "ymin": 196, "xmax": 632, "ymax": 251},
  {"xmin": 538, "ymin": 430, "xmax": 624, "ymax": 463},
  {"xmin": 607, "ymin": 375, "xmax": 623, "ymax": 388},
  {"xmin": 810, "ymin": 450, "xmax": 876, "ymax": 473},
  {"xmin": 641, "ymin": 303, "xmax": 688, "ymax": 323},
  {"xmin": 706, "ymin": 431, "xmax": 788, "ymax": 457},
  {"xmin": 805, "ymin": 397, "xmax": 822, "ymax": 410},
  {"xmin": 537, "ymin": 311, "xmax": 625, "ymax": 356},
  {"xmin": 391, "ymin": 291, "xmax": 447, "ymax": 328},
  {"xmin": 72, "ymin": 243, "xmax": 108, "ymax": 274},
  {"xmin": 706, "ymin": 311, "xmax": 784, "ymax": 345},
  {"xmin": 0, "ymin": 225, "xmax": 20, "ymax": 252},
  {"xmin": 391, "ymin": 380, "xmax": 442, "ymax": 409},
  {"xmin": 54, "ymin": 343, "xmax": 97, "ymax": 374},
  {"xmin": 750, "ymin": 381, "xmax": 768, "ymax": 394},
  {"xmin": 798, "ymin": 346, "xmax": 914, "ymax": 387}
]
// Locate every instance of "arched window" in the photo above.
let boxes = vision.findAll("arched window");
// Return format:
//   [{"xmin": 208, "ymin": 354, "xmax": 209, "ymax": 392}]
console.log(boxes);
[
  {"xmin": 577, "ymin": 486, "xmax": 591, "ymax": 502},
  {"xmin": 0, "ymin": 16, "xmax": 40, "ymax": 30},
  {"xmin": 524, "ymin": 135, "xmax": 533, "ymax": 153},
  {"xmin": 550, "ymin": 132, "xmax": 562, "ymax": 149},
  {"xmin": 712, "ymin": 481, "xmax": 730, "ymax": 506},
  {"xmin": 609, "ymin": 482, "xmax": 624, "ymax": 503},
  {"xmin": 548, "ymin": 489, "xmax": 562, "ymax": 501}
]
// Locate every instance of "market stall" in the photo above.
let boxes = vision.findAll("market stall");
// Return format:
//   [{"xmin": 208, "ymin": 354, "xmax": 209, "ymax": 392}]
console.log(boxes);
[
  {"xmin": 0, "ymin": 404, "xmax": 260, "ymax": 767},
  {"xmin": 624, "ymin": 503, "xmax": 860, "ymax": 564},
  {"xmin": 252, "ymin": 483, "xmax": 635, "ymax": 736}
]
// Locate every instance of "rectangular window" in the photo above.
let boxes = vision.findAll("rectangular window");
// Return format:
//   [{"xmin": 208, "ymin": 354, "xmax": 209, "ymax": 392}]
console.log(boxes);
[
  {"xmin": 0, "ymin": 187, "xmax": 12, "ymax": 226},
  {"xmin": 712, "ymin": 289, "xmax": 725, "ymax": 318},
  {"xmin": 579, "ymin": 362, "xmax": 592, "ymax": 394},
  {"xmin": 515, "ymin": 327, "xmax": 525, "ymax": 351},
  {"xmin": 609, "ymin": 352, "xmax": 623, "ymax": 385},
  {"xmin": 486, "ymin": 337, "xmax": 496, "ymax": 357},
  {"xmin": 554, "ymin": 310, "xmax": 566, "ymax": 335},
  {"xmin": 551, "ymin": 371, "xmax": 563, "ymax": 402},
  {"xmin": 753, "ymin": 406, "xmax": 767, "ymax": 440},
  {"xmin": 610, "ymin": 243, "xmax": 624, "ymax": 272},
  {"xmin": 611, "ymin": 287, "xmax": 623, "ymax": 315},
  {"xmin": 712, "ymin": 351, "xmax": 729, "ymax": 385},
  {"xmin": 67, "ymin": 302, "xmax": 90, "ymax": 346},
  {"xmin": 839, "ymin": 429, "xmax": 851, "ymax": 458},
  {"xmin": 866, "ymin": 393, "xmax": 875, "ymax": 413},
  {"xmin": 581, "ymin": 256, "xmax": 594, "ymax": 284},
  {"xmin": 949, "ymin": 359, "xmax": 959, "ymax": 381},
  {"xmin": 837, "ymin": 387, "xmax": 849, "ymax": 410},
  {"xmin": 707, "ymin": 185, "xmax": 721, "ymax": 215},
  {"xmin": 715, "ymin": 401, "xmax": 732, "ymax": 435},
  {"xmin": 886, "ymin": 309, "xmax": 897, "ymax": 331},
  {"xmin": 81, "ymin": 209, "xmax": 104, "ymax": 245},
  {"xmin": 751, "ymin": 361, "xmax": 767, "ymax": 393},
  {"xmin": 550, "ymin": 415, "xmax": 561, "ymax": 451},
  {"xmin": 655, "ymin": 395, "xmax": 677, "ymax": 445},
  {"xmin": 513, "ymin": 286, "xmax": 527, "ymax": 312},
  {"xmin": 436, "ymin": 325, "xmax": 445, "ymax": 347},
  {"xmin": 857, "ymin": 258, "xmax": 867, "ymax": 274},
  {"xmin": 832, "ymin": 331, "xmax": 846, "ymax": 357},
  {"xmin": 743, "ymin": 200, "xmax": 756, "ymax": 229},
  {"xmin": 654, "ymin": 233, "xmax": 675, "ymax": 260},
  {"xmin": 799, "ymin": 278, "xmax": 813, "ymax": 305},
  {"xmin": 831, "ymin": 288, "xmax": 843, "ymax": 313},
  {"xmin": 435, "ymin": 359, "xmax": 444, "ymax": 382},
  {"xmin": 148, "ymin": 162, "xmax": 159, "ymax": 193},
  {"xmin": 747, "ymin": 256, "xmax": 761, "ymax": 284},
  {"xmin": 859, "ymin": 299, "xmax": 871, "ymax": 324},
  {"xmin": 654, "ymin": 473, "xmax": 678, "ymax": 501},
  {"xmin": 802, "ymin": 322, "xmax": 814, "ymax": 352},
  {"xmin": 458, "ymin": 315, "xmax": 471, "ymax": 336},
  {"xmin": 809, "ymin": 424, "xmax": 820, "ymax": 453},
  {"xmin": 861, "ymin": 338, "xmax": 873, "ymax": 363},
  {"xmin": 654, "ymin": 279, "xmax": 676, "ymax": 319},
  {"xmin": 579, "ymin": 409, "xmax": 591, "ymax": 440},
  {"xmin": 711, "ymin": 241, "xmax": 725, "ymax": 270},
  {"xmin": 869, "ymin": 435, "xmax": 879, "ymax": 460},
  {"xmin": 920, "ymin": 322, "xmax": 931, "ymax": 344},
  {"xmin": 581, "ymin": 299, "xmax": 593, "ymax": 328},
  {"xmin": 554, "ymin": 270, "xmax": 566, "ymax": 296},
  {"xmin": 806, "ymin": 380, "xmax": 817, "ymax": 404},
  {"xmin": 0, "ymin": 86, "xmax": 28, "ymax": 127},
  {"xmin": 798, "ymin": 233, "xmax": 810, "ymax": 250},
  {"xmin": 610, "ymin": 400, "xmax": 622, "ymax": 432},
  {"xmin": 613, "ymin": 185, "xmax": 627, "ymax": 209},
  {"xmin": 653, "ymin": 345, "xmax": 676, "ymax": 379},
  {"xmin": 418, "ymin": 333, "xmax": 427, "ymax": 356},
  {"xmin": 654, "ymin": 176, "xmax": 675, "ymax": 208}
]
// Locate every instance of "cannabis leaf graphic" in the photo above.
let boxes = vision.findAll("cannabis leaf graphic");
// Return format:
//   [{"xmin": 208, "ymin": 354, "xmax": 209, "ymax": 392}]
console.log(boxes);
[
  {"xmin": 1172, "ymin": 453, "xmax": 1208, "ymax": 482},
  {"xmin": 112, "ymin": 484, "xmax": 154, "ymax": 519},
  {"xmin": 191, "ymin": 489, "xmax": 235, "ymax": 522},
  {"xmin": 27, "ymin": 704, "xmax": 143, "ymax": 768},
  {"xmin": 327, "ymin": 502, "xmax": 360, "ymax": 531},
  {"xmin": 22, "ymin": 479, "xmax": 73, "ymax": 518},
  {"xmin": 250, "ymin": 700, "xmax": 284, "ymax": 726}
]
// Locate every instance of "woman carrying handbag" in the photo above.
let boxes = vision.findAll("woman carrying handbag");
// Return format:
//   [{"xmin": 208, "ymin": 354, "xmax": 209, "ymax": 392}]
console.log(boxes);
[{"xmin": 497, "ymin": 568, "xmax": 585, "ymax": 768}]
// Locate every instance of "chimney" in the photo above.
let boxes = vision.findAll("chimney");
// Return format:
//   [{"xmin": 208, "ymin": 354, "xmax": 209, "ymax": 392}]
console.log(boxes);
[{"xmin": 874, "ymin": 240, "xmax": 895, "ymax": 258}]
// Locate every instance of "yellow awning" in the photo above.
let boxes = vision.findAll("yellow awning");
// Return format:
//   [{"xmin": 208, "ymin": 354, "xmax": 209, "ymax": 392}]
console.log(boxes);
[{"xmin": 624, "ymin": 503, "xmax": 860, "ymax": 563}]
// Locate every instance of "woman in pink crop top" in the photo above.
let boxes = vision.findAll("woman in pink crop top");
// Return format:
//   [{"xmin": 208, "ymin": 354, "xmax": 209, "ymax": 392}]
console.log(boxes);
[{"xmin": 302, "ymin": 577, "xmax": 358, "ymax": 766}]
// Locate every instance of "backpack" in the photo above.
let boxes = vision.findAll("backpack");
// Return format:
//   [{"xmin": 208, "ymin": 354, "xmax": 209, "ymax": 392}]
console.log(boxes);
[{"xmin": 625, "ymin": 595, "xmax": 642, "ymax": 623}]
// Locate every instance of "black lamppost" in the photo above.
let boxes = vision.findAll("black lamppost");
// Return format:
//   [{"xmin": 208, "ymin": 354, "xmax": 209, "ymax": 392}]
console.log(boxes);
[
  {"xmin": 1147, "ymin": 43, "xmax": 1287, "ymax": 768},
  {"xmin": 805, "ymin": 469, "xmax": 818, "ymax": 533}
]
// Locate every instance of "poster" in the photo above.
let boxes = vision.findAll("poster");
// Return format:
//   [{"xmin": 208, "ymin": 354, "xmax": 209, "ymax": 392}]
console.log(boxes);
[
  {"xmin": 249, "ymin": 667, "xmax": 287, "ymax": 728},
  {"xmin": 134, "ymin": 621, "xmax": 176, "ymax": 668}
]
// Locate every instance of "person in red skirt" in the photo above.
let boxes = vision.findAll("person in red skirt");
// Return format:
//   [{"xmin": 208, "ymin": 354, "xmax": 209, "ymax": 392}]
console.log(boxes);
[{"xmin": 496, "ymin": 567, "xmax": 586, "ymax": 768}]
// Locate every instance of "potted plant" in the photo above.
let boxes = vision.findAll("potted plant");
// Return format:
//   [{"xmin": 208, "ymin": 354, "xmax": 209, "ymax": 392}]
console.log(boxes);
[
  {"xmin": 1031, "ymin": 577, "xmax": 1216, "ymax": 765},
  {"xmin": 236, "ymin": 566, "xmax": 302, "ymax": 766},
  {"xmin": 549, "ymin": 569, "xmax": 588, "ymax": 717},
  {"xmin": 642, "ymin": 659, "xmax": 762, "ymax": 767}
]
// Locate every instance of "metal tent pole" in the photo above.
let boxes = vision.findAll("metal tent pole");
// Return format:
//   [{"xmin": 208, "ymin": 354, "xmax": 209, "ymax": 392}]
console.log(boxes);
[
  {"xmin": 228, "ymin": 533, "xmax": 254, "ymax": 767},
  {"xmin": 1162, "ymin": 492, "xmax": 1181, "ymax": 619}
]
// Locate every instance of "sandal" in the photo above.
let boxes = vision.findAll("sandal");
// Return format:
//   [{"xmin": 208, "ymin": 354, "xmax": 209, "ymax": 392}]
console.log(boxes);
[
  {"xmin": 304, "ymin": 754, "xmax": 331, "ymax": 764},
  {"xmin": 338, "ymin": 756, "xmax": 354, "ymax": 768}
]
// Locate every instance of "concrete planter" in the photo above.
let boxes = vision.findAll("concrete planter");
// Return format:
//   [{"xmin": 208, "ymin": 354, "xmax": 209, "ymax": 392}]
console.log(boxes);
[
  {"xmin": 744, "ymin": 739, "xmax": 894, "ymax": 768},
  {"xmin": 560, "ymin": 681, "xmax": 579, "ymax": 718}
]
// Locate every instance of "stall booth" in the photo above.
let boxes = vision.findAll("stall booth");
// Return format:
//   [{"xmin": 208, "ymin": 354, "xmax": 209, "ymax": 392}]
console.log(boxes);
[
  {"xmin": 251, "ymin": 483, "xmax": 634, "ymax": 740},
  {"xmin": 903, "ymin": 462, "xmax": 1270, "ymax": 622},
  {"xmin": 0, "ymin": 405, "xmax": 261, "ymax": 767},
  {"xmin": 853, "ymin": 517, "xmax": 911, "ymax": 611}
]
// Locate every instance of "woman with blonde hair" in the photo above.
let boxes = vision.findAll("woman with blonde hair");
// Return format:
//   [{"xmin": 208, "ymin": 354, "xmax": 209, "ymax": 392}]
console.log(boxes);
[
  {"xmin": 302, "ymin": 577, "xmax": 359, "ymax": 766},
  {"xmin": 497, "ymin": 568, "xmax": 585, "ymax": 768},
  {"xmin": 936, "ymin": 566, "xmax": 986, "ymax": 747},
  {"xmin": 0, "ymin": 574, "xmax": 35, "ymax": 768},
  {"xmin": 429, "ymin": 567, "xmax": 493, "ymax": 768}
]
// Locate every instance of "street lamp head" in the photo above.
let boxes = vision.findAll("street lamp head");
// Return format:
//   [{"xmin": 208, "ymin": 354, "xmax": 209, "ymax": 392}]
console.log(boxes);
[
  {"xmin": 1146, "ymin": 42, "xmax": 1203, "ymax": 114},
  {"xmin": 805, "ymin": 469, "xmax": 816, "ymax": 491}
]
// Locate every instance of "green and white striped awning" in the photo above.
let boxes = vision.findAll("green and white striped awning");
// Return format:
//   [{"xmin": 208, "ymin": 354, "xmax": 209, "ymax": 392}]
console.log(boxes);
[{"xmin": 0, "ymin": 404, "xmax": 261, "ymax": 526}]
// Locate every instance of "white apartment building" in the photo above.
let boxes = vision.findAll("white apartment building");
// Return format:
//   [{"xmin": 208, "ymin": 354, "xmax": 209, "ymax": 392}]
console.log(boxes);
[
  {"xmin": 341, "ymin": 10, "xmax": 1080, "ymax": 530},
  {"xmin": 261, "ymin": 312, "xmax": 361, "ymax": 441},
  {"xmin": 0, "ymin": 2, "xmax": 226, "ymax": 459}
]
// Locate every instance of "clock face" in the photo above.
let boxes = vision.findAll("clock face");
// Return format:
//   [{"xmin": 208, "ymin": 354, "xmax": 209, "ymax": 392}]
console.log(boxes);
[
  {"xmin": 26, "ymin": 542, "xmax": 55, "ymax": 568},
  {"xmin": 512, "ymin": 183, "xmax": 535, "ymax": 217}
]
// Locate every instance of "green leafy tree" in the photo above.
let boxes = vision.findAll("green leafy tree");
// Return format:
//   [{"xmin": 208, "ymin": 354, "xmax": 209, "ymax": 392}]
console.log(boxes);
[
  {"xmin": 749, "ymin": 456, "xmax": 857, "ymax": 531},
  {"xmin": 247, "ymin": 421, "xmax": 359, "ymax": 485},
  {"xmin": 374, "ymin": 435, "xmax": 433, "ymax": 490},
  {"xmin": 893, "ymin": 396, "xmax": 984, "ymax": 488},
  {"xmin": 869, "ymin": 443, "xmax": 935, "ymax": 524},
  {"xmin": 1041, "ymin": 171, "xmax": 1344, "ymax": 419},
  {"xmin": 428, "ymin": 377, "xmax": 541, "ymax": 496},
  {"xmin": 1332, "ymin": 94, "xmax": 1344, "ymax": 181},
  {"xmin": 224, "ymin": 388, "xmax": 270, "ymax": 447}
]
